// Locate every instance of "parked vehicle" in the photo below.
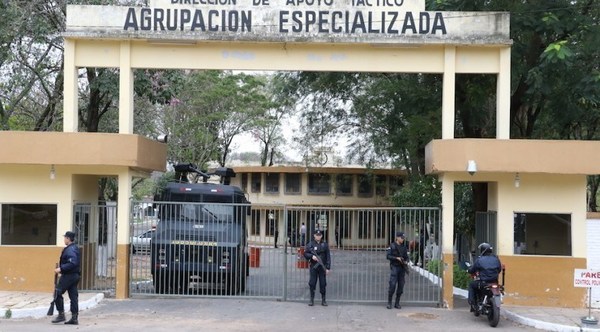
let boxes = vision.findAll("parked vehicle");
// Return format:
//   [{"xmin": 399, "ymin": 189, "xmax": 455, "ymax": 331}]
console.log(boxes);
[
  {"xmin": 132, "ymin": 229, "xmax": 155, "ymax": 254},
  {"xmin": 151, "ymin": 164, "xmax": 251, "ymax": 295}
]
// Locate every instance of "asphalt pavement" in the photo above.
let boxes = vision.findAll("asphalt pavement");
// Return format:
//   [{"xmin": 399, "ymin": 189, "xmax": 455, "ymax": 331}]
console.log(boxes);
[{"xmin": 2, "ymin": 290, "xmax": 600, "ymax": 331}]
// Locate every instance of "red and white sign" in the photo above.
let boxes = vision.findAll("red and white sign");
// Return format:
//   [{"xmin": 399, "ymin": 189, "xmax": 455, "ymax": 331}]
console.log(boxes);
[{"xmin": 574, "ymin": 269, "xmax": 600, "ymax": 287}]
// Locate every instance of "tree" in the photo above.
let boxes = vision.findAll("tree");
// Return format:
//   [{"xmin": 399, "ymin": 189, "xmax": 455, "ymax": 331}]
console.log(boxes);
[
  {"xmin": 250, "ymin": 75, "xmax": 292, "ymax": 166},
  {"xmin": 162, "ymin": 70, "xmax": 270, "ymax": 168}
]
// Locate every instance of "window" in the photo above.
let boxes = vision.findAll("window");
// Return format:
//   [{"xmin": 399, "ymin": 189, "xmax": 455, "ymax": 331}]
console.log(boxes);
[
  {"xmin": 241, "ymin": 173, "xmax": 248, "ymax": 192},
  {"xmin": 266, "ymin": 210, "xmax": 277, "ymax": 236},
  {"xmin": 265, "ymin": 173, "xmax": 280, "ymax": 193},
  {"xmin": 358, "ymin": 174, "xmax": 373, "ymax": 197},
  {"xmin": 308, "ymin": 173, "xmax": 330, "ymax": 194},
  {"xmin": 1, "ymin": 204, "xmax": 57, "ymax": 245},
  {"xmin": 357, "ymin": 210, "xmax": 372, "ymax": 239},
  {"xmin": 250, "ymin": 209, "xmax": 260, "ymax": 236},
  {"xmin": 389, "ymin": 176, "xmax": 404, "ymax": 194},
  {"xmin": 374, "ymin": 210, "xmax": 386, "ymax": 238},
  {"xmin": 285, "ymin": 173, "xmax": 301, "ymax": 194},
  {"xmin": 334, "ymin": 210, "xmax": 352, "ymax": 240},
  {"xmin": 335, "ymin": 174, "xmax": 353, "ymax": 196},
  {"xmin": 514, "ymin": 212, "xmax": 571, "ymax": 256},
  {"xmin": 375, "ymin": 175, "xmax": 387, "ymax": 196},
  {"xmin": 251, "ymin": 173, "xmax": 262, "ymax": 193}
]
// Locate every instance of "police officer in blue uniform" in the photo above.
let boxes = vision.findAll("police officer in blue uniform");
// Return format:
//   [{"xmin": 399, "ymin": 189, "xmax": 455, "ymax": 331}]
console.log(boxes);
[
  {"xmin": 51, "ymin": 231, "xmax": 81, "ymax": 325},
  {"xmin": 386, "ymin": 231, "xmax": 409, "ymax": 309},
  {"xmin": 304, "ymin": 229, "xmax": 331, "ymax": 306},
  {"xmin": 467, "ymin": 242, "xmax": 502, "ymax": 313}
]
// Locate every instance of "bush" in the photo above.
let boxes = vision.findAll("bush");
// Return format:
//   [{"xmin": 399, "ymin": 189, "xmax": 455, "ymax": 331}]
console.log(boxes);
[
  {"xmin": 426, "ymin": 259, "xmax": 471, "ymax": 289},
  {"xmin": 453, "ymin": 264, "xmax": 471, "ymax": 289},
  {"xmin": 427, "ymin": 259, "xmax": 443, "ymax": 277}
]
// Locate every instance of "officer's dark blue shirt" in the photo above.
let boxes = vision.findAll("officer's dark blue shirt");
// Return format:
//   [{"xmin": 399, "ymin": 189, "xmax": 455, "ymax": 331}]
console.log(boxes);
[
  {"xmin": 386, "ymin": 242, "xmax": 409, "ymax": 268},
  {"xmin": 468, "ymin": 254, "xmax": 501, "ymax": 282},
  {"xmin": 60, "ymin": 243, "xmax": 81, "ymax": 275},
  {"xmin": 304, "ymin": 240, "xmax": 331, "ymax": 270}
]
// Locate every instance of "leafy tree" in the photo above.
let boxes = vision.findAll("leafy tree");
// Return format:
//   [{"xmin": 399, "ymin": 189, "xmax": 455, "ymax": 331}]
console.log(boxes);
[
  {"xmin": 163, "ymin": 70, "xmax": 270, "ymax": 168},
  {"xmin": 250, "ymin": 75, "xmax": 292, "ymax": 166}
]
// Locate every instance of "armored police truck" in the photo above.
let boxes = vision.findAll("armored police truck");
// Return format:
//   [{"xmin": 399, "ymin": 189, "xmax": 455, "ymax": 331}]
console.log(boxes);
[{"xmin": 151, "ymin": 164, "xmax": 251, "ymax": 295}]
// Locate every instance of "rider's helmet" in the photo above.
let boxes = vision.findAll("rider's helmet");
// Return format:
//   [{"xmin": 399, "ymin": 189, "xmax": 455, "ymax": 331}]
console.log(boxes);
[{"xmin": 478, "ymin": 242, "xmax": 492, "ymax": 255}]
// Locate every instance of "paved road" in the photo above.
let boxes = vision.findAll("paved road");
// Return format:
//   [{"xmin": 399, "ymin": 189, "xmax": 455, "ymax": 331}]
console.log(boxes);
[{"xmin": 0, "ymin": 297, "xmax": 539, "ymax": 332}]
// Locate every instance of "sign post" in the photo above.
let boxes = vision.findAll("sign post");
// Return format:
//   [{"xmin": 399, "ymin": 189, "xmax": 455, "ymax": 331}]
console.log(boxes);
[{"xmin": 574, "ymin": 269, "xmax": 599, "ymax": 325}]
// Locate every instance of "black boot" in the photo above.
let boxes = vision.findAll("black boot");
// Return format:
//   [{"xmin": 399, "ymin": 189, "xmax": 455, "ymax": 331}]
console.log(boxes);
[
  {"xmin": 51, "ymin": 312, "xmax": 65, "ymax": 323},
  {"xmin": 64, "ymin": 313, "xmax": 78, "ymax": 325},
  {"xmin": 394, "ymin": 295, "xmax": 401, "ymax": 309},
  {"xmin": 321, "ymin": 294, "xmax": 328, "ymax": 306},
  {"xmin": 386, "ymin": 294, "xmax": 393, "ymax": 309},
  {"xmin": 308, "ymin": 290, "xmax": 315, "ymax": 306}
]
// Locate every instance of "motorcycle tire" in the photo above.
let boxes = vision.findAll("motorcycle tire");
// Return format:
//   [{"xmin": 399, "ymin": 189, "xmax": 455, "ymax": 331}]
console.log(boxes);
[{"xmin": 488, "ymin": 302, "xmax": 500, "ymax": 327}]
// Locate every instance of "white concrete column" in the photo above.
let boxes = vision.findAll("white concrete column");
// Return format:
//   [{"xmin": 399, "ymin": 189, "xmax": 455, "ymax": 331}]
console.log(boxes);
[
  {"xmin": 496, "ymin": 47, "xmax": 511, "ymax": 139},
  {"xmin": 119, "ymin": 41, "xmax": 134, "ymax": 134},
  {"xmin": 63, "ymin": 39, "xmax": 78, "ymax": 133},
  {"xmin": 440, "ymin": 174, "xmax": 455, "ymax": 308},
  {"xmin": 117, "ymin": 170, "xmax": 132, "ymax": 246},
  {"xmin": 442, "ymin": 46, "xmax": 456, "ymax": 140},
  {"xmin": 116, "ymin": 169, "xmax": 133, "ymax": 299}
]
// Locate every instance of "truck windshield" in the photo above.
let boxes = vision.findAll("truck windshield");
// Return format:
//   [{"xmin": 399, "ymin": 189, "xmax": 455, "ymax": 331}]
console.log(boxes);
[{"xmin": 160, "ymin": 203, "xmax": 235, "ymax": 223}]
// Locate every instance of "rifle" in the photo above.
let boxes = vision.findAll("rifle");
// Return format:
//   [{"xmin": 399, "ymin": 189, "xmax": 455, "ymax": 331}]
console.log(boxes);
[
  {"xmin": 399, "ymin": 257, "xmax": 410, "ymax": 275},
  {"xmin": 311, "ymin": 254, "xmax": 327, "ymax": 271},
  {"xmin": 47, "ymin": 263, "xmax": 59, "ymax": 316}
]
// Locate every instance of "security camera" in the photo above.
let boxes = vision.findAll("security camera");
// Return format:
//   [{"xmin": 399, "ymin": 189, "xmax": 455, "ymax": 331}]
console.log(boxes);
[
  {"xmin": 157, "ymin": 134, "xmax": 168, "ymax": 143},
  {"xmin": 467, "ymin": 160, "xmax": 477, "ymax": 176}
]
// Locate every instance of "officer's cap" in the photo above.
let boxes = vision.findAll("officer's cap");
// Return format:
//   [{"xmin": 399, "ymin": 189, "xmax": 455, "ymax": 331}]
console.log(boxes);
[
  {"xmin": 395, "ymin": 231, "xmax": 405, "ymax": 239},
  {"xmin": 64, "ymin": 231, "xmax": 76, "ymax": 241},
  {"xmin": 313, "ymin": 230, "xmax": 323, "ymax": 236}
]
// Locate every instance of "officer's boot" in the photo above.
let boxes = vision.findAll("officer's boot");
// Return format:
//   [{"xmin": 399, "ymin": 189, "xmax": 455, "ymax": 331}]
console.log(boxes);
[
  {"xmin": 64, "ymin": 313, "xmax": 78, "ymax": 325},
  {"xmin": 394, "ymin": 295, "xmax": 402, "ymax": 309},
  {"xmin": 308, "ymin": 290, "xmax": 315, "ymax": 306},
  {"xmin": 321, "ymin": 294, "xmax": 328, "ymax": 306},
  {"xmin": 386, "ymin": 294, "xmax": 393, "ymax": 309},
  {"xmin": 51, "ymin": 311, "xmax": 65, "ymax": 323}
]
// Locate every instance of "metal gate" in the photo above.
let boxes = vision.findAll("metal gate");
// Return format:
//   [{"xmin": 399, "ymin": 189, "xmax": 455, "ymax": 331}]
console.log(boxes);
[
  {"xmin": 73, "ymin": 203, "xmax": 118, "ymax": 296},
  {"xmin": 129, "ymin": 203, "xmax": 442, "ymax": 306}
]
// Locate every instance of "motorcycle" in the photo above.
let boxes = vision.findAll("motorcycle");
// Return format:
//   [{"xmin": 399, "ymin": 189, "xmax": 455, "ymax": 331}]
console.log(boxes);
[{"xmin": 467, "ymin": 263, "xmax": 506, "ymax": 327}]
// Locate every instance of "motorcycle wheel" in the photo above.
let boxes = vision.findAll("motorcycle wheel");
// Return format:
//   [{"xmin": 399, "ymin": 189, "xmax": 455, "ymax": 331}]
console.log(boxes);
[{"xmin": 488, "ymin": 302, "xmax": 500, "ymax": 327}]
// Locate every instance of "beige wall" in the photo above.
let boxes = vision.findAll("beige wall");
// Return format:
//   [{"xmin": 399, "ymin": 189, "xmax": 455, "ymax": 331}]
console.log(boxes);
[
  {"xmin": 500, "ymin": 255, "xmax": 586, "ymax": 307},
  {"xmin": 496, "ymin": 173, "xmax": 586, "ymax": 258},
  {"xmin": 442, "ymin": 172, "xmax": 586, "ymax": 258}
]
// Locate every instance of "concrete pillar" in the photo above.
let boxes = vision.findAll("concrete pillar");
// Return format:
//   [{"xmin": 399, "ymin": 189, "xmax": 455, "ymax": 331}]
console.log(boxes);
[
  {"xmin": 115, "ymin": 169, "xmax": 132, "ymax": 299},
  {"xmin": 63, "ymin": 39, "xmax": 78, "ymax": 133},
  {"xmin": 441, "ymin": 174, "xmax": 455, "ymax": 308},
  {"xmin": 496, "ymin": 47, "xmax": 511, "ymax": 139},
  {"xmin": 119, "ymin": 41, "xmax": 134, "ymax": 135},
  {"xmin": 442, "ymin": 46, "xmax": 456, "ymax": 140}
]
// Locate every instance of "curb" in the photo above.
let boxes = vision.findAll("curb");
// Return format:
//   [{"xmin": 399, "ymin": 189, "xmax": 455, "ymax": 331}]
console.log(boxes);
[{"xmin": 0, "ymin": 293, "xmax": 104, "ymax": 319}]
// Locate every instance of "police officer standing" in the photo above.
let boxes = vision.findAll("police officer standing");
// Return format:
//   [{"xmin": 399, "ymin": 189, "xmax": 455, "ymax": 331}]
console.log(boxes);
[
  {"xmin": 51, "ymin": 231, "xmax": 81, "ymax": 325},
  {"xmin": 304, "ymin": 229, "xmax": 331, "ymax": 306},
  {"xmin": 386, "ymin": 231, "xmax": 409, "ymax": 309}
]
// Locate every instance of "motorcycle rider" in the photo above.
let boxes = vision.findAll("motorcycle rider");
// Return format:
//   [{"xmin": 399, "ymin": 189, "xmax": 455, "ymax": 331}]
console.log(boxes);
[{"xmin": 467, "ymin": 242, "xmax": 502, "ymax": 313}]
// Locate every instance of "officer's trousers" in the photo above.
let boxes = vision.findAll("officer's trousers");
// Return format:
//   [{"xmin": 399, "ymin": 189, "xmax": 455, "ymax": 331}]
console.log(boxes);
[
  {"xmin": 388, "ymin": 265, "xmax": 405, "ymax": 296},
  {"xmin": 309, "ymin": 265, "xmax": 327, "ymax": 295},
  {"xmin": 55, "ymin": 273, "xmax": 80, "ymax": 314}
]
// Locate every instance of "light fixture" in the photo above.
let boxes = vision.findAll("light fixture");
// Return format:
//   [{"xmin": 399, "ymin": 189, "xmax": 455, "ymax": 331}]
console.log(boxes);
[
  {"xmin": 514, "ymin": 173, "xmax": 520, "ymax": 188},
  {"xmin": 50, "ymin": 165, "xmax": 56, "ymax": 180},
  {"xmin": 467, "ymin": 160, "xmax": 477, "ymax": 176}
]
